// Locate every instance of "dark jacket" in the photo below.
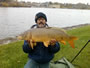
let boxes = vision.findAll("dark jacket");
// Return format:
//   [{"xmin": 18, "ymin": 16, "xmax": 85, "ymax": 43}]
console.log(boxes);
[
  {"xmin": 23, "ymin": 41, "xmax": 60, "ymax": 63},
  {"xmin": 23, "ymin": 24, "xmax": 60, "ymax": 63}
]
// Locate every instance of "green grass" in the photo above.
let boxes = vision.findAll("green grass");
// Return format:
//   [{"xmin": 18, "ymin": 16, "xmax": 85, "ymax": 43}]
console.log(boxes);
[
  {"xmin": 0, "ymin": 25, "xmax": 90, "ymax": 68},
  {"xmin": 54, "ymin": 25, "xmax": 90, "ymax": 68},
  {"xmin": 0, "ymin": 41, "xmax": 28, "ymax": 68}
]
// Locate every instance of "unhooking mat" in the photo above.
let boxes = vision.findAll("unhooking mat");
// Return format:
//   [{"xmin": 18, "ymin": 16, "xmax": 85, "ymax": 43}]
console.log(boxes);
[{"xmin": 50, "ymin": 57, "xmax": 75, "ymax": 68}]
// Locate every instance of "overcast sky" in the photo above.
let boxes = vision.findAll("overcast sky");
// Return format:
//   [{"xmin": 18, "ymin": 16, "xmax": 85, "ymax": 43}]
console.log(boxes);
[{"xmin": 18, "ymin": 0, "xmax": 90, "ymax": 4}]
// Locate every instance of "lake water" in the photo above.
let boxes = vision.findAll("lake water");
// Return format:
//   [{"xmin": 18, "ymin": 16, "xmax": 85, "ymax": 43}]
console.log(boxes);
[{"xmin": 0, "ymin": 7, "xmax": 90, "ymax": 39}]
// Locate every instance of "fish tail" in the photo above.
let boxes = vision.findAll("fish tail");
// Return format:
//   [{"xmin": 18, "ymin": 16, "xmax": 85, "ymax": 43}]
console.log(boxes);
[
  {"xmin": 68, "ymin": 36, "xmax": 78, "ymax": 48},
  {"xmin": 68, "ymin": 40, "xmax": 75, "ymax": 48}
]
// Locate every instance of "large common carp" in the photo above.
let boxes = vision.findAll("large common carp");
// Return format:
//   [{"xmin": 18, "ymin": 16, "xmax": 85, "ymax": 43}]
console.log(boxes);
[{"xmin": 17, "ymin": 27, "xmax": 78, "ymax": 49}]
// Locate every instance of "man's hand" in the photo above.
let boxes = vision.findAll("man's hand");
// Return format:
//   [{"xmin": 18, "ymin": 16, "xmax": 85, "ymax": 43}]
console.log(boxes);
[
  {"xmin": 26, "ymin": 40, "xmax": 30, "ymax": 44},
  {"xmin": 50, "ymin": 39, "xmax": 57, "ymax": 46}
]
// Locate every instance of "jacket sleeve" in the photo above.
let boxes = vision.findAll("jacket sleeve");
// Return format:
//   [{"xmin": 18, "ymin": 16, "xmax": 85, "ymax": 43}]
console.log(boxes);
[
  {"xmin": 48, "ymin": 42, "xmax": 60, "ymax": 53},
  {"xmin": 23, "ymin": 40, "xmax": 33, "ymax": 53}
]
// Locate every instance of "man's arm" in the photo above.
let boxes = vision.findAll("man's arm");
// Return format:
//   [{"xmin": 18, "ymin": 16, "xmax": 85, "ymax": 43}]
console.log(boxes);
[{"xmin": 23, "ymin": 40, "xmax": 33, "ymax": 53}]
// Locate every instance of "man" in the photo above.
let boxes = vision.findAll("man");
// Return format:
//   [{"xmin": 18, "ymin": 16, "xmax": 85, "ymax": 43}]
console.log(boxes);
[{"xmin": 23, "ymin": 12, "xmax": 60, "ymax": 68}]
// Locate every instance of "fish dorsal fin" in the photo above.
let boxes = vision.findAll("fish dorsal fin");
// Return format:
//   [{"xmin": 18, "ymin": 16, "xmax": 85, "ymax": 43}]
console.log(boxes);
[
  {"xmin": 43, "ymin": 41, "xmax": 50, "ymax": 47},
  {"xmin": 30, "ymin": 40, "xmax": 34, "ymax": 49},
  {"xmin": 46, "ymin": 27, "xmax": 66, "ymax": 33}
]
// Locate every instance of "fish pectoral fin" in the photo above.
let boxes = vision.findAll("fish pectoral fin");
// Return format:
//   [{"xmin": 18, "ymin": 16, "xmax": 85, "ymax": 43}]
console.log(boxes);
[
  {"xmin": 68, "ymin": 40, "xmax": 75, "ymax": 48},
  {"xmin": 30, "ymin": 40, "xmax": 34, "ymax": 49},
  {"xmin": 43, "ymin": 41, "xmax": 49, "ymax": 47},
  {"xmin": 60, "ymin": 40, "xmax": 66, "ymax": 45}
]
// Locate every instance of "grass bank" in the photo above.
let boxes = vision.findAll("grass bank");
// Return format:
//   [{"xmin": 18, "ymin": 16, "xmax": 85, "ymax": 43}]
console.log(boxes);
[{"xmin": 0, "ymin": 25, "xmax": 90, "ymax": 68}]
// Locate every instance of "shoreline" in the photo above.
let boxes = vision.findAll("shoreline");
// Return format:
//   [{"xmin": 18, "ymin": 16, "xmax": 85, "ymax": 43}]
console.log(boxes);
[
  {"xmin": 0, "ymin": 37, "xmax": 18, "ymax": 45},
  {"xmin": 0, "ymin": 23, "xmax": 90, "ymax": 45},
  {"xmin": 62, "ymin": 23, "xmax": 90, "ymax": 30}
]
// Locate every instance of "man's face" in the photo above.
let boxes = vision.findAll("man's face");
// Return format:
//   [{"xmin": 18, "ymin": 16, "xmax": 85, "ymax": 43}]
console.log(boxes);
[{"xmin": 37, "ymin": 17, "xmax": 46, "ymax": 28}]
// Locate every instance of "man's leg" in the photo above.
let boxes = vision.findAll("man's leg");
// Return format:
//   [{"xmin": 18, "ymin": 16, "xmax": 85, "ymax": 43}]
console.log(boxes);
[
  {"xmin": 24, "ymin": 59, "xmax": 38, "ymax": 68},
  {"xmin": 39, "ymin": 62, "xmax": 50, "ymax": 68}
]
